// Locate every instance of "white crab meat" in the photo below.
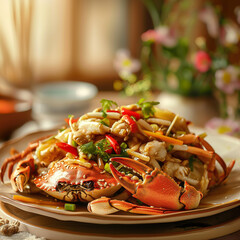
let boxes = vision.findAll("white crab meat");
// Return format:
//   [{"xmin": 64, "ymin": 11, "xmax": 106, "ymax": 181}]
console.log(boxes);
[
  {"xmin": 111, "ymin": 119, "xmax": 131, "ymax": 138},
  {"xmin": 73, "ymin": 119, "xmax": 110, "ymax": 141},
  {"xmin": 162, "ymin": 160, "xmax": 209, "ymax": 194},
  {"xmin": 139, "ymin": 140, "xmax": 167, "ymax": 162}
]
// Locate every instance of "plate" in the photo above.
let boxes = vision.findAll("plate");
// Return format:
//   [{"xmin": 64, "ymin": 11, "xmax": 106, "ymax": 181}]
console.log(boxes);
[
  {"xmin": 0, "ymin": 129, "xmax": 240, "ymax": 224},
  {"xmin": 1, "ymin": 201, "xmax": 240, "ymax": 240}
]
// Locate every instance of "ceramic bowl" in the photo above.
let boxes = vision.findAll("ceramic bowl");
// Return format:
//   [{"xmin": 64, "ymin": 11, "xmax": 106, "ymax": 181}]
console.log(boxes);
[
  {"xmin": 32, "ymin": 81, "xmax": 98, "ymax": 127},
  {"xmin": 0, "ymin": 89, "xmax": 32, "ymax": 140}
]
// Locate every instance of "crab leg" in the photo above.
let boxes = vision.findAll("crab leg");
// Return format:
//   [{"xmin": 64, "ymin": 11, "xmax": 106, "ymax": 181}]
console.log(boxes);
[
  {"xmin": 10, "ymin": 156, "xmax": 35, "ymax": 192},
  {"xmin": 110, "ymin": 157, "xmax": 202, "ymax": 210},
  {"xmin": 0, "ymin": 142, "xmax": 38, "ymax": 183},
  {"xmin": 88, "ymin": 197, "xmax": 176, "ymax": 215}
]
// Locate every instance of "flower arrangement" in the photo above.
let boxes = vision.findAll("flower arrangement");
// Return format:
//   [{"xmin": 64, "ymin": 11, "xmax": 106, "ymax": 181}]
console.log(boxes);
[{"xmin": 114, "ymin": 0, "xmax": 240, "ymax": 135}]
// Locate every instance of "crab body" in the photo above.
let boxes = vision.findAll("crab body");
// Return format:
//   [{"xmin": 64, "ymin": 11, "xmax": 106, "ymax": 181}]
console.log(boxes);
[
  {"xmin": 34, "ymin": 159, "xmax": 120, "ymax": 202},
  {"xmin": 0, "ymin": 138, "xmax": 123, "ymax": 203}
]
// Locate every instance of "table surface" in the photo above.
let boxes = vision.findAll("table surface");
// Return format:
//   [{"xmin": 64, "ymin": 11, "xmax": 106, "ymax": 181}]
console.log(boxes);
[{"xmin": 0, "ymin": 91, "xmax": 240, "ymax": 240}]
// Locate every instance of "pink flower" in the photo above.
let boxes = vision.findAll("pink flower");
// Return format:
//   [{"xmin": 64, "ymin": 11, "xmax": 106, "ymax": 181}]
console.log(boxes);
[
  {"xmin": 113, "ymin": 49, "xmax": 141, "ymax": 75},
  {"xmin": 194, "ymin": 51, "xmax": 211, "ymax": 73},
  {"xmin": 141, "ymin": 29, "xmax": 162, "ymax": 43},
  {"xmin": 199, "ymin": 5, "xmax": 219, "ymax": 38},
  {"xmin": 141, "ymin": 26, "xmax": 177, "ymax": 47},
  {"xmin": 215, "ymin": 66, "xmax": 240, "ymax": 94},
  {"xmin": 205, "ymin": 117, "xmax": 240, "ymax": 136}
]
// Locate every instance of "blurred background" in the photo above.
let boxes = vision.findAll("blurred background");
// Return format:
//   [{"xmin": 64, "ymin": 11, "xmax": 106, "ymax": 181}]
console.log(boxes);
[
  {"xmin": 0, "ymin": 0, "xmax": 240, "ymax": 139},
  {"xmin": 0, "ymin": 0, "xmax": 145, "ymax": 90}
]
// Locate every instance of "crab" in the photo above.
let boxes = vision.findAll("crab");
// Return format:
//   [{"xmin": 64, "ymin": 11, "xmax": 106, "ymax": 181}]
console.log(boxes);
[
  {"xmin": 0, "ymin": 99, "xmax": 236, "ymax": 215},
  {"xmin": 88, "ymin": 136, "xmax": 235, "ymax": 215},
  {"xmin": 0, "ymin": 138, "xmax": 127, "ymax": 203},
  {"xmin": 33, "ymin": 158, "xmax": 123, "ymax": 202}
]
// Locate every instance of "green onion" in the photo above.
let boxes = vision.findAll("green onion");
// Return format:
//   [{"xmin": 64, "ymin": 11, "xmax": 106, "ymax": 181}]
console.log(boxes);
[
  {"xmin": 120, "ymin": 142, "xmax": 128, "ymax": 149},
  {"xmin": 167, "ymin": 144, "xmax": 174, "ymax": 152},
  {"xmin": 189, "ymin": 156, "xmax": 197, "ymax": 171},
  {"xmin": 104, "ymin": 163, "xmax": 111, "ymax": 173},
  {"xmin": 199, "ymin": 132, "xmax": 207, "ymax": 139},
  {"xmin": 72, "ymin": 140, "xmax": 77, "ymax": 147},
  {"xmin": 64, "ymin": 203, "xmax": 76, "ymax": 211},
  {"xmin": 100, "ymin": 118, "xmax": 110, "ymax": 127},
  {"xmin": 68, "ymin": 114, "xmax": 74, "ymax": 119}
]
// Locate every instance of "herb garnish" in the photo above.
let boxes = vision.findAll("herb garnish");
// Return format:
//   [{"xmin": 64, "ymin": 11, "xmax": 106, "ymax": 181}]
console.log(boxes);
[
  {"xmin": 100, "ymin": 99, "xmax": 118, "ymax": 117},
  {"xmin": 189, "ymin": 155, "xmax": 197, "ymax": 171},
  {"xmin": 80, "ymin": 139, "xmax": 112, "ymax": 162},
  {"xmin": 137, "ymin": 98, "xmax": 159, "ymax": 119},
  {"xmin": 167, "ymin": 144, "xmax": 174, "ymax": 152}
]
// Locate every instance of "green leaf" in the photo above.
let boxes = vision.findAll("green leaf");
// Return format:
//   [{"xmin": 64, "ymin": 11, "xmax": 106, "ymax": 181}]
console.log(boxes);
[
  {"xmin": 100, "ymin": 99, "xmax": 118, "ymax": 118},
  {"xmin": 100, "ymin": 99, "xmax": 118, "ymax": 112},
  {"xmin": 137, "ymin": 98, "xmax": 159, "ymax": 118},
  {"xmin": 80, "ymin": 142, "xmax": 97, "ymax": 155}
]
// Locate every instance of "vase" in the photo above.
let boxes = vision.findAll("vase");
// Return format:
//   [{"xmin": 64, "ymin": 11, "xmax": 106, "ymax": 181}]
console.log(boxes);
[{"xmin": 156, "ymin": 92, "xmax": 219, "ymax": 127}]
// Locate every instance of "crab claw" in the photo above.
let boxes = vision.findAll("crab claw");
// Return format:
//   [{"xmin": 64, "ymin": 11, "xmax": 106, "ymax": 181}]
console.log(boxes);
[
  {"xmin": 10, "ymin": 157, "xmax": 35, "ymax": 192},
  {"xmin": 110, "ymin": 157, "xmax": 202, "ymax": 210}
]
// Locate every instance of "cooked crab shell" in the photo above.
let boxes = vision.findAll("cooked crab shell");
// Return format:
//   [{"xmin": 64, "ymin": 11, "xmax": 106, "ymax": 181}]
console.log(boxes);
[{"xmin": 33, "ymin": 159, "xmax": 121, "ymax": 202}]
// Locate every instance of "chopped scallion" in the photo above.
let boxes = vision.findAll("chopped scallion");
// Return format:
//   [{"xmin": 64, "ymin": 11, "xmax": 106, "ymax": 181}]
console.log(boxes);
[
  {"xmin": 104, "ymin": 163, "xmax": 111, "ymax": 173},
  {"xmin": 120, "ymin": 142, "xmax": 128, "ymax": 149},
  {"xmin": 189, "ymin": 156, "xmax": 197, "ymax": 171},
  {"xmin": 64, "ymin": 203, "xmax": 76, "ymax": 211},
  {"xmin": 167, "ymin": 144, "xmax": 174, "ymax": 152}
]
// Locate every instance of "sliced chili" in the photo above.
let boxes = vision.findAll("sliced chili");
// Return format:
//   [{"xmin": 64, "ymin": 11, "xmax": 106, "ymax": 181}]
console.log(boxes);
[
  {"xmin": 105, "ymin": 147, "xmax": 113, "ymax": 154},
  {"xmin": 65, "ymin": 118, "xmax": 79, "ymax": 125},
  {"xmin": 121, "ymin": 108, "xmax": 141, "ymax": 120},
  {"xmin": 122, "ymin": 115, "xmax": 138, "ymax": 133},
  {"xmin": 105, "ymin": 135, "xmax": 121, "ymax": 154},
  {"xmin": 106, "ymin": 110, "xmax": 120, "ymax": 113},
  {"xmin": 56, "ymin": 142, "xmax": 79, "ymax": 157}
]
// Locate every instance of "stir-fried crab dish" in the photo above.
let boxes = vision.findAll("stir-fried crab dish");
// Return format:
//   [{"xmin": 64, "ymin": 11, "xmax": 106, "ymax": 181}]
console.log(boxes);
[{"xmin": 0, "ymin": 99, "xmax": 235, "ymax": 215}]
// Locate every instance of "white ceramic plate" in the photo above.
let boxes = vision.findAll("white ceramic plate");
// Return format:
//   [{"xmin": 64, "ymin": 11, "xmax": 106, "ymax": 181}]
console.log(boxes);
[
  {"xmin": 1, "ymin": 201, "xmax": 240, "ymax": 240},
  {"xmin": 0, "ymin": 129, "xmax": 240, "ymax": 224}
]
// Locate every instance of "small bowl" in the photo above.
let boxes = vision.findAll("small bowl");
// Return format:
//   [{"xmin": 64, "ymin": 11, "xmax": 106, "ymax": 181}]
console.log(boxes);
[
  {"xmin": 0, "ymin": 89, "xmax": 32, "ymax": 140},
  {"xmin": 32, "ymin": 81, "xmax": 98, "ymax": 127}
]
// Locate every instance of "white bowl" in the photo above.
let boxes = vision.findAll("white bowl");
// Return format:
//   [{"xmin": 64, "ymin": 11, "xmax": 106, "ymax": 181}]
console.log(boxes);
[{"xmin": 32, "ymin": 81, "xmax": 98, "ymax": 127}]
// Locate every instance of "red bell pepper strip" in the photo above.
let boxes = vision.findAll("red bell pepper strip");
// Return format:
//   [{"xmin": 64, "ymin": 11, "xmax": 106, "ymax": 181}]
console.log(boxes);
[
  {"xmin": 121, "ymin": 108, "xmax": 141, "ymax": 120},
  {"xmin": 65, "ymin": 118, "xmax": 79, "ymax": 125},
  {"xmin": 107, "ymin": 110, "xmax": 120, "ymax": 113},
  {"xmin": 122, "ymin": 115, "xmax": 138, "ymax": 133},
  {"xmin": 105, "ymin": 135, "xmax": 121, "ymax": 154},
  {"xmin": 56, "ymin": 142, "xmax": 79, "ymax": 157}
]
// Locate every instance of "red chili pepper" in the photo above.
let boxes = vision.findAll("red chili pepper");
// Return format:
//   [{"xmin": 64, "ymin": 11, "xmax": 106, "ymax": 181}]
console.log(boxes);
[
  {"xmin": 105, "ymin": 135, "xmax": 121, "ymax": 154},
  {"xmin": 121, "ymin": 108, "xmax": 140, "ymax": 120},
  {"xmin": 65, "ymin": 118, "xmax": 79, "ymax": 125},
  {"xmin": 56, "ymin": 142, "xmax": 79, "ymax": 157},
  {"xmin": 122, "ymin": 115, "xmax": 138, "ymax": 133},
  {"xmin": 105, "ymin": 148, "xmax": 113, "ymax": 154},
  {"xmin": 106, "ymin": 110, "xmax": 120, "ymax": 113}
]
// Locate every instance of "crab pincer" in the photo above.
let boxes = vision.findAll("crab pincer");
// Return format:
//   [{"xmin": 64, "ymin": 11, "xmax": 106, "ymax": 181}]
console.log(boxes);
[{"xmin": 109, "ymin": 157, "xmax": 203, "ymax": 210}]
